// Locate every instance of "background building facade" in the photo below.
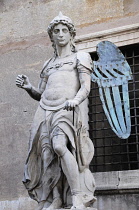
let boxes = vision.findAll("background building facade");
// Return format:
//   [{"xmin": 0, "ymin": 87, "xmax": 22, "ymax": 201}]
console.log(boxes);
[{"xmin": 0, "ymin": 0, "xmax": 139, "ymax": 209}]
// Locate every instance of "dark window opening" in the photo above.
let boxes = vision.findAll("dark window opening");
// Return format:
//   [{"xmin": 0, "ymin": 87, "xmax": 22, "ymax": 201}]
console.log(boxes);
[{"xmin": 89, "ymin": 43, "xmax": 139, "ymax": 172}]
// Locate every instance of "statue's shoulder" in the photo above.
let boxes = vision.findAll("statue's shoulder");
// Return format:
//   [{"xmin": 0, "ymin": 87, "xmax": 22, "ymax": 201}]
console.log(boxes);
[
  {"xmin": 43, "ymin": 58, "xmax": 52, "ymax": 69},
  {"xmin": 76, "ymin": 51, "xmax": 93, "ymax": 70},
  {"xmin": 40, "ymin": 58, "xmax": 53, "ymax": 78}
]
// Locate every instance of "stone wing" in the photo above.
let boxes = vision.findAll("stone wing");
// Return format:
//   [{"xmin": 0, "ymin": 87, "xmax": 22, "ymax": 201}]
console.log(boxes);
[{"xmin": 91, "ymin": 41, "xmax": 132, "ymax": 139}]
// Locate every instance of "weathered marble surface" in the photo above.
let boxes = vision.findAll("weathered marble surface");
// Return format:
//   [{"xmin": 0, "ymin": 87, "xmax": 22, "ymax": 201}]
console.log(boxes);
[
  {"xmin": 16, "ymin": 12, "xmax": 96, "ymax": 210},
  {"xmin": 1, "ymin": 0, "xmax": 139, "ymax": 208},
  {"xmin": 51, "ymin": 208, "xmax": 97, "ymax": 210}
]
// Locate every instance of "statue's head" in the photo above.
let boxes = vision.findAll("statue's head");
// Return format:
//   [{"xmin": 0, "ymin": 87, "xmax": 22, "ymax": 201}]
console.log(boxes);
[{"xmin": 47, "ymin": 12, "xmax": 76, "ymax": 54}]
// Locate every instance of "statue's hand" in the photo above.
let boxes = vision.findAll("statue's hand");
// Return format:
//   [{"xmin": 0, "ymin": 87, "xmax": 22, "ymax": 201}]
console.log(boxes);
[
  {"xmin": 16, "ymin": 74, "xmax": 32, "ymax": 90},
  {"xmin": 64, "ymin": 99, "xmax": 79, "ymax": 111}
]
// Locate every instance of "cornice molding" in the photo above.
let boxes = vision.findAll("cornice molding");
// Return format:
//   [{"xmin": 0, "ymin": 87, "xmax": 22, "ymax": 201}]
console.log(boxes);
[
  {"xmin": 75, "ymin": 23, "xmax": 139, "ymax": 52},
  {"xmin": 94, "ymin": 169, "xmax": 139, "ymax": 194}
]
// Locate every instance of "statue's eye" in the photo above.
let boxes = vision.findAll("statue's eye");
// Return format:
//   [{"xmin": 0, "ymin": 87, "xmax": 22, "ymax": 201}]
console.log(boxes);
[
  {"xmin": 53, "ymin": 29, "xmax": 59, "ymax": 34},
  {"xmin": 62, "ymin": 28, "xmax": 68, "ymax": 33}
]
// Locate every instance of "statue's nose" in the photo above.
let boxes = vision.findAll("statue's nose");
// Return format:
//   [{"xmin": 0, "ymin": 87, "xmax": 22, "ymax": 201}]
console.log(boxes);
[{"xmin": 59, "ymin": 30, "xmax": 64, "ymax": 37}]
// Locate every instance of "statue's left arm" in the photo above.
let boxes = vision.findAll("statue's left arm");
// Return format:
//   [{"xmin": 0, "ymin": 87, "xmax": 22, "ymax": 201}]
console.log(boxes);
[{"xmin": 64, "ymin": 52, "xmax": 93, "ymax": 110}]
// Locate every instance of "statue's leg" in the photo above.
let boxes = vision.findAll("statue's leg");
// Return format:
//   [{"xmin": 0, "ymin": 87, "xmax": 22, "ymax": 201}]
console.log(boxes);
[
  {"xmin": 36, "ymin": 141, "xmax": 52, "ymax": 210},
  {"xmin": 41, "ymin": 142, "xmax": 52, "ymax": 172},
  {"xmin": 52, "ymin": 131, "xmax": 85, "ymax": 209},
  {"xmin": 43, "ymin": 179, "xmax": 62, "ymax": 210},
  {"xmin": 41, "ymin": 139, "xmax": 62, "ymax": 210}
]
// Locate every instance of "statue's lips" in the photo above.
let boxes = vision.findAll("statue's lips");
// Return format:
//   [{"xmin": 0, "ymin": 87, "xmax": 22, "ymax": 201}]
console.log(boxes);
[{"xmin": 58, "ymin": 39, "xmax": 65, "ymax": 41}]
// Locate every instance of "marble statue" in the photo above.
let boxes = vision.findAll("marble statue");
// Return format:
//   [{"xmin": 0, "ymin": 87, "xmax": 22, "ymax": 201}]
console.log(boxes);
[
  {"xmin": 16, "ymin": 12, "xmax": 96, "ymax": 210},
  {"xmin": 16, "ymin": 12, "xmax": 132, "ymax": 210}
]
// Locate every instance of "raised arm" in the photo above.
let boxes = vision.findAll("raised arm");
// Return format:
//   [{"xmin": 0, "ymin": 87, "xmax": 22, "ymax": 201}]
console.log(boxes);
[{"xmin": 16, "ymin": 74, "xmax": 47, "ymax": 101}]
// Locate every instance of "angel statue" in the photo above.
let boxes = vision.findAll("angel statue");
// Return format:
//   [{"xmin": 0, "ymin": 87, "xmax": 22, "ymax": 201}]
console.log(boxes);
[{"xmin": 16, "ymin": 12, "xmax": 132, "ymax": 210}]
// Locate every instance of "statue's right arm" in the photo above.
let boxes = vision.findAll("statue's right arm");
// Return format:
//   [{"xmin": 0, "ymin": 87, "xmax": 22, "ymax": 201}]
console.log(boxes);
[{"xmin": 16, "ymin": 74, "xmax": 47, "ymax": 101}]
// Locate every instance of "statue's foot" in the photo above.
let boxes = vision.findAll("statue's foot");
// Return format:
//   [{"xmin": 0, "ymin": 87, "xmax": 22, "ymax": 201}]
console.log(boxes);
[
  {"xmin": 36, "ymin": 200, "xmax": 51, "ymax": 210},
  {"xmin": 36, "ymin": 201, "xmax": 45, "ymax": 210},
  {"xmin": 70, "ymin": 204, "xmax": 86, "ymax": 210},
  {"xmin": 42, "ymin": 197, "xmax": 62, "ymax": 210},
  {"xmin": 71, "ymin": 194, "xmax": 86, "ymax": 210}
]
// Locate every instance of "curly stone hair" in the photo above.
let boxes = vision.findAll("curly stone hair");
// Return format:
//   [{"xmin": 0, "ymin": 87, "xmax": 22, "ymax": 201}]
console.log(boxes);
[
  {"xmin": 47, "ymin": 19, "xmax": 76, "ymax": 41},
  {"xmin": 47, "ymin": 15, "xmax": 77, "ymax": 55}
]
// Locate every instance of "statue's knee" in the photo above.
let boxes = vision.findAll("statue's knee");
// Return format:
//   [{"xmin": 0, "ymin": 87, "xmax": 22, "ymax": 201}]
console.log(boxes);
[{"xmin": 53, "ymin": 143, "xmax": 67, "ymax": 157}]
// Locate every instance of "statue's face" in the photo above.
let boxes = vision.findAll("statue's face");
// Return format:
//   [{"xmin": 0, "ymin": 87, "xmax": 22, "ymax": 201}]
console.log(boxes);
[{"xmin": 52, "ymin": 23, "xmax": 71, "ymax": 47}]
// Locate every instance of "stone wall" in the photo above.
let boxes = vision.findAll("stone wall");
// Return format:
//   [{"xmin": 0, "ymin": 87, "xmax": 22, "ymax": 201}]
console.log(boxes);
[{"xmin": 0, "ymin": 0, "xmax": 139, "ymax": 209}]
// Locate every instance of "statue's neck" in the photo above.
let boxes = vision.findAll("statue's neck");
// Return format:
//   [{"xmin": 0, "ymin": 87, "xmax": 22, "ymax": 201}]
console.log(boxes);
[{"xmin": 56, "ymin": 43, "xmax": 72, "ymax": 58}]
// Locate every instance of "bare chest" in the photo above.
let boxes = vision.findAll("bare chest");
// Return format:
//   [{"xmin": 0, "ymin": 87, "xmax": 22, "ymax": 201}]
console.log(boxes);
[{"xmin": 44, "ymin": 54, "xmax": 77, "ymax": 77}]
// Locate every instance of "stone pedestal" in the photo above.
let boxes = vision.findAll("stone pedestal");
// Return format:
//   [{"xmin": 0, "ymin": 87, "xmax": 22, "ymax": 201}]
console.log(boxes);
[{"xmin": 54, "ymin": 208, "xmax": 97, "ymax": 210}]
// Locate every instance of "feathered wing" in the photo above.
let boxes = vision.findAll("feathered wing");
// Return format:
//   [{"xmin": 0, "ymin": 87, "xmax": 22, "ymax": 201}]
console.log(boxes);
[{"xmin": 91, "ymin": 41, "xmax": 132, "ymax": 139}]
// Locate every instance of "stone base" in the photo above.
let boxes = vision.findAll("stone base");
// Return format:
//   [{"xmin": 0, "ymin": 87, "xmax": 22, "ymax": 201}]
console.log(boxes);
[{"xmin": 54, "ymin": 208, "xmax": 97, "ymax": 210}]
